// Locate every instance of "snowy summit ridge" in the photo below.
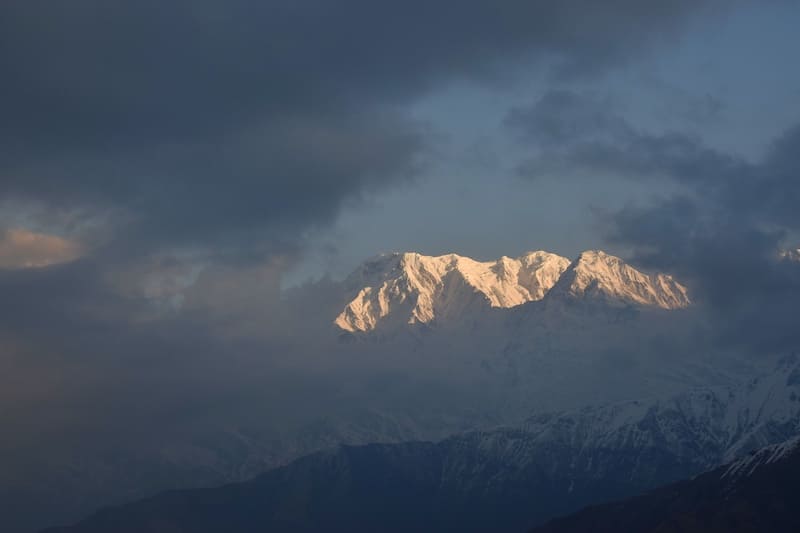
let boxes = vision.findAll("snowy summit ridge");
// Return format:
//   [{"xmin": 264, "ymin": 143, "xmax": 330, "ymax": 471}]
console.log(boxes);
[
  {"xmin": 549, "ymin": 250, "xmax": 690, "ymax": 310},
  {"xmin": 335, "ymin": 249, "xmax": 690, "ymax": 333}
]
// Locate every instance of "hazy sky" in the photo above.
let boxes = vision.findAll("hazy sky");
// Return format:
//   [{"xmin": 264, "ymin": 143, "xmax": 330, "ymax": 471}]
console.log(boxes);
[
  {"xmin": 0, "ymin": 2, "xmax": 797, "ymax": 286},
  {"xmin": 287, "ymin": 1, "xmax": 800, "ymax": 282},
  {"xmin": 1, "ymin": 0, "xmax": 798, "ymax": 358}
]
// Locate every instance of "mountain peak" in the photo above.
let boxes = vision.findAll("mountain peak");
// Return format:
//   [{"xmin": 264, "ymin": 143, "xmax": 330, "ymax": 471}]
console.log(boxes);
[
  {"xmin": 335, "ymin": 250, "xmax": 570, "ymax": 333},
  {"xmin": 548, "ymin": 250, "xmax": 690, "ymax": 309},
  {"xmin": 335, "ymin": 249, "xmax": 690, "ymax": 333},
  {"xmin": 780, "ymin": 248, "xmax": 800, "ymax": 262}
]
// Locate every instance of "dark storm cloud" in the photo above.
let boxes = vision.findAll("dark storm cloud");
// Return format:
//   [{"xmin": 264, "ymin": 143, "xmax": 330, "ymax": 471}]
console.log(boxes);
[
  {"xmin": 508, "ymin": 89, "xmax": 745, "ymax": 185},
  {"xmin": 0, "ymin": 0, "xmax": 726, "ymax": 253},
  {"xmin": 606, "ymin": 126, "xmax": 800, "ymax": 352},
  {"xmin": 506, "ymin": 90, "xmax": 631, "ymax": 146},
  {"xmin": 510, "ymin": 89, "xmax": 800, "ymax": 353}
]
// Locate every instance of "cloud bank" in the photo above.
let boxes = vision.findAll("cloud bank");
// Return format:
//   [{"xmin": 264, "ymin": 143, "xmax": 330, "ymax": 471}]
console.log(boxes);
[{"xmin": 509, "ymin": 89, "xmax": 800, "ymax": 353}]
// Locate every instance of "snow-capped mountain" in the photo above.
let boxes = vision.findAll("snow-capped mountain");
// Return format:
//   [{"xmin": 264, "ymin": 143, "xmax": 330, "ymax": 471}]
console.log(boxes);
[
  {"xmin": 721, "ymin": 435, "xmax": 800, "ymax": 482},
  {"xmin": 335, "ymin": 251, "xmax": 570, "ymax": 332},
  {"xmin": 780, "ymin": 248, "xmax": 800, "ymax": 262},
  {"xmin": 532, "ymin": 436, "xmax": 800, "ymax": 533},
  {"xmin": 47, "ymin": 357, "xmax": 800, "ymax": 533},
  {"xmin": 520, "ymin": 353, "xmax": 800, "ymax": 470},
  {"xmin": 335, "ymin": 249, "xmax": 689, "ymax": 333},
  {"xmin": 547, "ymin": 250, "xmax": 690, "ymax": 309}
]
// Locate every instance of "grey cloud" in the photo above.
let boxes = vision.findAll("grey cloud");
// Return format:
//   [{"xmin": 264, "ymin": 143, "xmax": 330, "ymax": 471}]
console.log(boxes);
[
  {"xmin": 509, "ymin": 89, "xmax": 745, "ymax": 185},
  {"xmin": 0, "ymin": 228, "xmax": 82, "ymax": 268},
  {"xmin": 640, "ymin": 75, "xmax": 727, "ymax": 127},
  {"xmin": 606, "ymin": 196, "xmax": 800, "ymax": 354},
  {"xmin": 0, "ymin": 0, "xmax": 727, "ymax": 255},
  {"xmin": 510, "ymin": 90, "xmax": 800, "ymax": 354},
  {"xmin": 601, "ymin": 124, "xmax": 800, "ymax": 245},
  {"xmin": 506, "ymin": 90, "xmax": 632, "ymax": 146}
]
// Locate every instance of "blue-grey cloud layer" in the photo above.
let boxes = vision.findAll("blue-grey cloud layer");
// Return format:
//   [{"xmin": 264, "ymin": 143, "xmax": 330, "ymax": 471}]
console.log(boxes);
[
  {"xmin": 509, "ymin": 89, "xmax": 800, "ymax": 352},
  {"xmin": 0, "ymin": 0, "xmax": 723, "ymax": 253}
]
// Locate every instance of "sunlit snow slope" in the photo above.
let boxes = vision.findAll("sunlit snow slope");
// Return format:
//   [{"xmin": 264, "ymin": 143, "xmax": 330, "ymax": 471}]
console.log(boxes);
[{"xmin": 335, "ymin": 249, "xmax": 689, "ymax": 333}]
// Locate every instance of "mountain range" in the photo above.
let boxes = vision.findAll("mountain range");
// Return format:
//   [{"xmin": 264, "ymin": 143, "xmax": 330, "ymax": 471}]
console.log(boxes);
[
  {"xmin": 44, "ymin": 355, "xmax": 800, "ymax": 532},
  {"xmin": 335, "ymin": 249, "xmax": 690, "ymax": 333},
  {"xmin": 531, "ymin": 436, "xmax": 800, "ymax": 533}
]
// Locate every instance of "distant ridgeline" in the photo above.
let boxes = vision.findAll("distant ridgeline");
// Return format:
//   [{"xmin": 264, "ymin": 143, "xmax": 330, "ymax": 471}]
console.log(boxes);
[
  {"xmin": 531, "ymin": 436, "xmax": 800, "ymax": 533},
  {"xmin": 44, "ymin": 356, "xmax": 800, "ymax": 533}
]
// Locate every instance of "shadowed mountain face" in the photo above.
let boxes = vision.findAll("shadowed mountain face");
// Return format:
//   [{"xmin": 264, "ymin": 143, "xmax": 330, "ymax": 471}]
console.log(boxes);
[
  {"xmin": 43, "ymin": 358, "xmax": 800, "ymax": 533},
  {"xmin": 40, "ymin": 436, "xmax": 698, "ymax": 533},
  {"xmin": 530, "ymin": 437, "xmax": 800, "ymax": 533}
]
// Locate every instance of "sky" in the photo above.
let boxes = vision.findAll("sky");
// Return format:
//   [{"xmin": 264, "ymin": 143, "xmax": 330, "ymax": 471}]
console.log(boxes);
[
  {"xmin": 286, "ymin": 1, "xmax": 800, "ymax": 282},
  {"xmin": 1, "ymin": 2, "xmax": 798, "ymax": 282},
  {"xmin": 2, "ymin": 2, "xmax": 800, "ymax": 530}
]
